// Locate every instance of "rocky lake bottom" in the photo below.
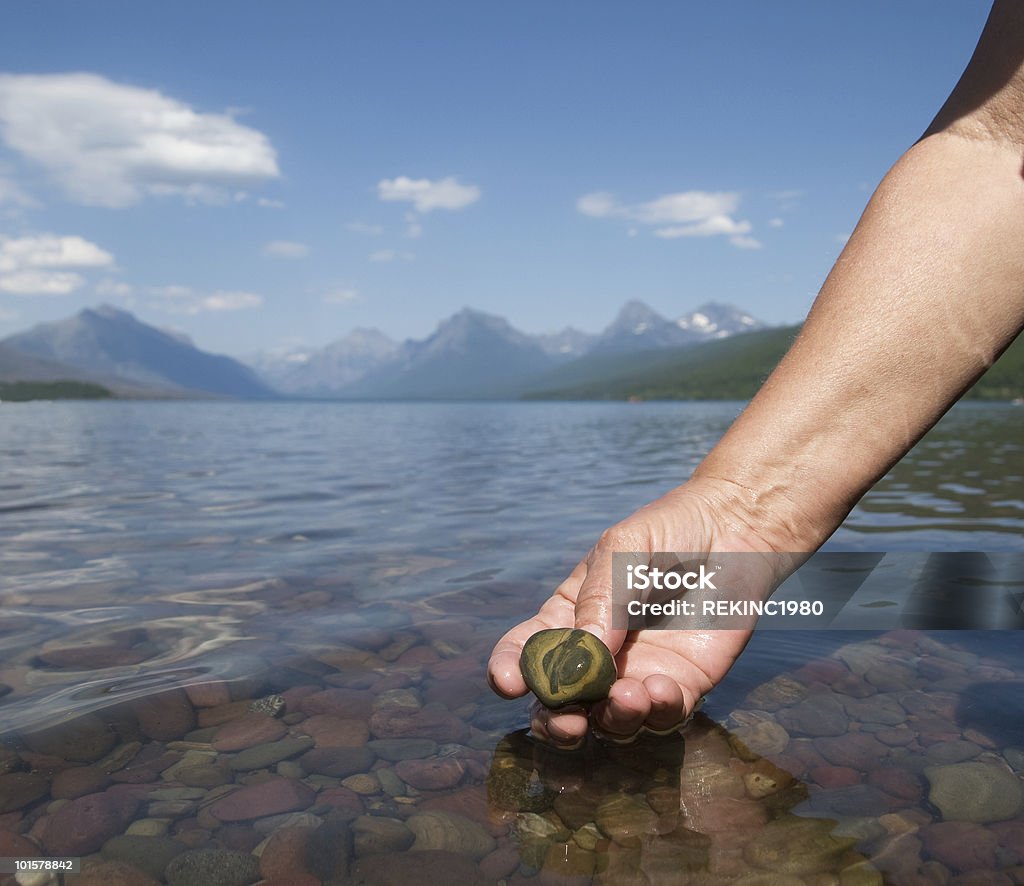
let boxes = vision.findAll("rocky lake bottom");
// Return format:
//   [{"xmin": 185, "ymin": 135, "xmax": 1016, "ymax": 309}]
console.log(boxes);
[{"xmin": 0, "ymin": 401, "xmax": 1022, "ymax": 884}]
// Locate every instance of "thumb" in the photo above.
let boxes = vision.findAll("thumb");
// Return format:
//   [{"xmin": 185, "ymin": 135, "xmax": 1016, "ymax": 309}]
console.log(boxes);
[{"xmin": 573, "ymin": 528, "xmax": 637, "ymax": 657}]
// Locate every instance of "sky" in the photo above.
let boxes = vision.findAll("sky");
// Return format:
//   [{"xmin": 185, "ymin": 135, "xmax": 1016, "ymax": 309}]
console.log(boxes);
[{"xmin": 0, "ymin": 1, "xmax": 995, "ymax": 357}]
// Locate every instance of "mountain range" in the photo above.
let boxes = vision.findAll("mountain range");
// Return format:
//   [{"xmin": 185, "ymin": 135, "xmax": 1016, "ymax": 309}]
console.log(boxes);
[
  {"xmin": 249, "ymin": 300, "xmax": 765, "ymax": 398},
  {"xmin": 2, "ymin": 300, "xmax": 1021, "ymax": 401},
  {"xmin": 1, "ymin": 306, "xmax": 273, "ymax": 399}
]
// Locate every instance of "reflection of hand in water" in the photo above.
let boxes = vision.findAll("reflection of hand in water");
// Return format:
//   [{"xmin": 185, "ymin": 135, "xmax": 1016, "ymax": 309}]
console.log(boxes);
[{"xmin": 485, "ymin": 716, "xmax": 876, "ymax": 882}]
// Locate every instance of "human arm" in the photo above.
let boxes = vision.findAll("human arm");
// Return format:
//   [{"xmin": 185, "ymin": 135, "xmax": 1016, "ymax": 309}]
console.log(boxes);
[{"xmin": 488, "ymin": 0, "xmax": 1024, "ymax": 745}]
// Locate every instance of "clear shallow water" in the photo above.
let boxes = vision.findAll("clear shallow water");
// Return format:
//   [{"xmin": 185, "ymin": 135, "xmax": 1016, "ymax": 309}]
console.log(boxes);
[{"xmin": 0, "ymin": 400, "xmax": 1021, "ymax": 884}]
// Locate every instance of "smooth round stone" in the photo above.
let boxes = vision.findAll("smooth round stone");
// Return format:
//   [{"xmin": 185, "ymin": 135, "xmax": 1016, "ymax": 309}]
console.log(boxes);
[
  {"xmin": 101, "ymin": 834, "xmax": 187, "ymax": 881},
  {"xmin": 165, "ymin": 848, "xmax": 260, "ymax": 886},
  {"xmin": 925, "ymin": 761, "xmax": 1024, "ymax": 823},
  {"xmin": 352, "ymin": 815, "xmax": 415, "ymax": 856},
  {"xmin": 0, "ymin": 772, "xmax": 48, "ymax": 813},
  {"xmin": 519, "ymin": 628, "xmax": 616, "ymax": 709},
  {"xmin": 229, "ymin": 736, "xmax": 314, "ymax": 771},
  {"xmin": 406, "ymin": 810, "xmax": 496, "ymax": 860}
]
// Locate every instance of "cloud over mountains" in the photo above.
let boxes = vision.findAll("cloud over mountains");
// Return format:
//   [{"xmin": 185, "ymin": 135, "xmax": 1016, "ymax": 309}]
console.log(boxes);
[{"xmin": 0, "ymin": 73, "xmax": 279, "ymax": 207}]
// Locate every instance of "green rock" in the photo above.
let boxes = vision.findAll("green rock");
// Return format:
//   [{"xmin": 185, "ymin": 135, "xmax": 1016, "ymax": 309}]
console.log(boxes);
[
  {"xmin": 102, "ymin": 835, "xmax": 188, "ymax": 881},
  {"xmin": 165, "ymin": 849, "xmax": 260, "ymax": 886},
  {"xmin": 520, "ymin": 628, "xmax": 616, "ymax": 709}
]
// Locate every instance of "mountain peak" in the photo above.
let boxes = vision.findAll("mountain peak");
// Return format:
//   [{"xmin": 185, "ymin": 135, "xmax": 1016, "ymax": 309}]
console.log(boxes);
[
  {"xmin": 85, "ymin": 304, "xmax": 135, "ymax": 322},
  {"xmin": 3, "ymin": 304, "xmax": 272, "ymax": 398}
]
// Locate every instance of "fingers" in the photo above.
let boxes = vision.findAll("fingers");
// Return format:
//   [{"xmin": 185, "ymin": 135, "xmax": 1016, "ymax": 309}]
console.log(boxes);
[
  {"xmin": 642, "ymin": 674, "xmax": 687, "ymax": 732},
  {"xmin": 530, "ymin": 701, "xmax": 589, "ymax": 749}
]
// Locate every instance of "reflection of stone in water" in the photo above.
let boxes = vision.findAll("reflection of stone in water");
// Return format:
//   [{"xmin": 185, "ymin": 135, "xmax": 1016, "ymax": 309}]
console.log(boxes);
[{"xmin": 487, "ymin": 718, "xmax": 878, "ymax": 884}]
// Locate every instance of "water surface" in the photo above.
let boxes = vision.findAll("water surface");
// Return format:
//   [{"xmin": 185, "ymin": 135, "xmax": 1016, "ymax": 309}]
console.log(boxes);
[{"xmin": 0, "ymin": 401, "xmax": 1021, "ymax": 884}]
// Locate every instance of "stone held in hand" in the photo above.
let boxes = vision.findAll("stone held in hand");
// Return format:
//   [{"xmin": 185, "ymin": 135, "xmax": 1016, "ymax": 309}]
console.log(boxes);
[{"xmin": 520, "ymin": 628, "xmax": 616, "ymax": 709}]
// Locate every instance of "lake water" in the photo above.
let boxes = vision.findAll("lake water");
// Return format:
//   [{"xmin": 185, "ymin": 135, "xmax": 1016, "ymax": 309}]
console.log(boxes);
[{"xmin": 0, "ymin": 400, "xmax": 1022, "ymax": 885}]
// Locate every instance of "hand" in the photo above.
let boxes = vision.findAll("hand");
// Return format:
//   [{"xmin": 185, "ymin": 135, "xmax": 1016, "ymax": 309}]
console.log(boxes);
[{"xmin": 487, "ymin": 478, "xmax": 790, "ymax": 747}]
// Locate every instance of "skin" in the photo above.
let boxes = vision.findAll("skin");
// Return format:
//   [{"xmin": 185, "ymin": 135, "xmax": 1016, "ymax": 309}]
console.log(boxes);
[{"xmin": 488, "ymin": 0, "xmax": 1024, "ymax": 748}]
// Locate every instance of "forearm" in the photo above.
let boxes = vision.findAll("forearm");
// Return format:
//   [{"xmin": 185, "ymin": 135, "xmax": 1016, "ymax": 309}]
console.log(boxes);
[{"xmin": 693, "ymin": 132, "xmax": 1024, "ymax": 552}]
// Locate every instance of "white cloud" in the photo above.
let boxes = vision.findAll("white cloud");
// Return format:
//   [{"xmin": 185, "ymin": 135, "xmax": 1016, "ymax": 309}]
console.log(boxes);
[
  {"xmin": 347, "ymin": 220, "xmax": 383, "ymax": 236},
  {"xmin": 377, "ymin": 176, "xmax": 480, "ymax": 213},
  {"xmin": 368, "ymin": 249, "xmax": 413, "ymax": 263},
  {"xmin": 323, "ymin": 288, "xmax": 360, "ymax": 304},
  {"xmin": 653, "ymin": 215, "xmax": 750, "ymax": 239},
  {"xmin": 257, "ymin": 197, "xmax": 285, "ymax": 209},
  {"xmin": 263, "ymin": 240, "xmax": 309, "ymax": 259},
  {"xmin": 768, "ymin": 217, "xmax": 784, "ymax": 228},
  {"xmin": 0, "ymin": 73, "xmax": 279, "ymax": 207},
  {"xmin": 0, "ymin": 270, "xmax": 82, "ymax": 295},
  {"xmin": 146, "ymin": 284, "xmax": 262, "ymax": 314},
  {"xmin": 0, "ymin": 233, "xmax": 114, "ymax": 295},
  {"xmin": 201, "ymin": 290, "xmax": 262, "ymax": 312},
  {"xmin": 579, "ymin": 189, "xmax": 756, "ymax": 249},
  {"xmin": 95, "ymin": 278, "xmax": 134, "ymax": 298},
  {"xmin": 0, "ymin": 305, "xmax": 19, "ymax": 323}
]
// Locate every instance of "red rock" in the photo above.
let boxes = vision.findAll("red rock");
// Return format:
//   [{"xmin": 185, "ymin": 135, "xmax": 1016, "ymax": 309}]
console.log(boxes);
[
  {"xmin": 196, "ymin": 700, "xmax": 251, "ymax": 727},
  {"xmin": 395, "ymin": 757, "xmax": 466, "ymax": 790},
  {"xmin": 480, "ymin": 846, "xmax": 521, "ymax": 881},
  {"xmin": 419, "ymin": 785, "xmax": 513, "ymax": 837},
  {"xmin": 51, "ymin": 765, "xmax": 111, "ymax": 799},
  {"xmin": 395, "ymin": 646, "xmax": 440, "ymax": 667},
  {"xmin": 315, "ymin": 786, "xmax": 364, "ymax": 818},
  {"xmin": 368, "ymin": 706, "xmax": 468, "ymax": 743},
  {"xmin": 815, "ymin": 732, "xmax": 887, "ymax": 771},
  {"xmin": 258, "ymin": 826, "xmax": 317, "ymax": 880},
  {"xmin": 280, "ymin": 685, "xmax": 319, "ymax": 714},
  {"xmin": 794, "ymin": 659, "xmax": 850, "ymax": 684},
  {"xmin": 211, "ymin": 713, "xmax": 287, "ymax": 751},
  {"xmin": 132, "ymin": 690, "xmax": 196, "ymax": 740},
  {"xmin": 869, "ymin": 766, "xmax": 922, "ymax": 802},
  {"xmin": 109, "ymin": 751, "xmax": 180, "ymax": 784},
  {"xmin": 0, "ymin": 773, "xmax": 48, "ymax": 813},
  {"xmin": 810, "ymin": 765, "xmax": 860, "ymax": 789},
  {"xmin": 921, "ymin": 821, "xmax": 998, "ymax": 872},
  {"xmin": 299, "ymin": 715, "xmax": 369, "ymax": 748},
  {"xmin": 0, "ymin": 831, "xmax": 39, "ymax": 859},
  {"xmin": 184, "ymin": 682, "xmax": 232, "ymax": 708},
  {"xmin": 218, "ymin": 824, "xmax": 263, "ymax": 852},
  {"xmin": 208, "ymin": 777, "xmax": 315, "ymax": 822},
  {"xmin": 21, "ymin": 712, "xmax": 117, "ymax": 763},
  {"xmin": 992, "ymin": 820, "xmax": 1024, "ymax": 863},
  {"xmin": 784, "ymin": 739, "xmax": 828, "ymax": 772},
  {"xmin": 41, "ymin": 790, "xmax": 140, "ymax": 855},
  {"xmin": 300, "ymin": 688, "xmax": 374, "ymax": 720}
]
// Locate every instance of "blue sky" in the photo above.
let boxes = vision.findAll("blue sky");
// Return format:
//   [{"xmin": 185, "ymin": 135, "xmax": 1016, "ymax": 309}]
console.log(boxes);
[{"xmin": 0, "ymin": 1, "xmax": 993, "ymax": 356}]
